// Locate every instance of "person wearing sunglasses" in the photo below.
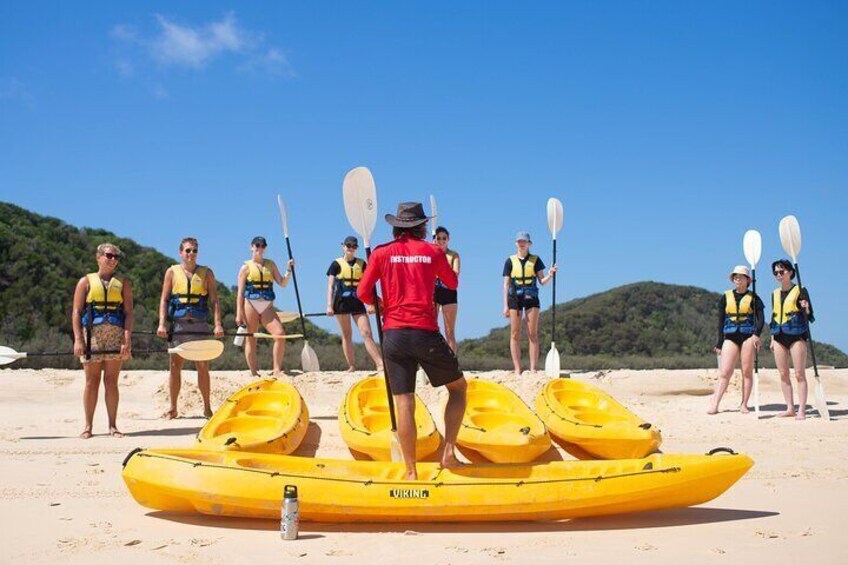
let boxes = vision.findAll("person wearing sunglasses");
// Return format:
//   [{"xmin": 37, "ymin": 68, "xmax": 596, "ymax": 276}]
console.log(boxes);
[
  {"xmin": 325, "ymin": 236, "xmax": 383, "ymax": 371},
  {"xmin": 433, "ymin": 226, "xmax": 461, "ymax": 353},
  {"xmin": 157, "ymin": 237, "xmax": 225, "ymax": 419},
  {"xmin": 502, "ymin": 231, "xmax": 557, "ymax": 376},
  {"xmin": 708, "ymin": 266, "xmax": 765, "ymax": 415},
  {"xmin": 71, "ymin": 243, "xmax": 134, "ymax": 438},
  {"xmin": 236, "ymin": 236, "xmax": 293, "ymax": 376},
  {"xmin": 769, "ymin": 259, "xmax": 814, "ymax": 419}
]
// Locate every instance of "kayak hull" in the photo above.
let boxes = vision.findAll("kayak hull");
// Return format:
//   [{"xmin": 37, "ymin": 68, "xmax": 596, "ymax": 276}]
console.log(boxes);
[
  {"xmin": 457, "ymin": 378, "xmax": 551, "ymax": 463},
  {"xmin": 196, "ymin": 378, "xmax": 309, "ymax": 455},
  {"xmin": 339, "ymin": 375, "xmax": 441, "ymax": 461},
  {"xmin": 122, "ymin": 448, "xmax": 753, "ymax": 522},
  {"xmin": 535, "ymin": 379, "xmax": 662, "ymax": 459}
]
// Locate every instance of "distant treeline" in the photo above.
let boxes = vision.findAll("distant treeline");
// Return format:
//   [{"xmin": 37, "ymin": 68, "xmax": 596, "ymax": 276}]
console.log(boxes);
[{"xmin": 2, "ymin": 203, "xmax": 846, "ymax": 370}]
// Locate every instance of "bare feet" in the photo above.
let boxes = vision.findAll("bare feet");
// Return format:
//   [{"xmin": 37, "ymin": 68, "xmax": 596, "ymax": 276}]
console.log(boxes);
[
  {"xmin": 346, "ymin": 366, "xmax": 356, "ymax": 372},
  {"xmin": 404, "ymin": 469, "xmax": 418, "ymax": 481},
  {"xmin": 162, "ymin": 409, "xmax": 178, "ymax": 420},
  {"xmin": 707, "ymin": 405, "xmax": 718, "ymax": 415},
  {"xmin": 740, "ymin": 405, "xmax": 750, "ymax": 414},
  {"xmin": 796, "ymin": 413, "xmax": 806, "ymax": 420},
  {"xmin": 778, "ymin": 410, "xmax": 796, "ymax": 418},
  {"xmin": 440, "ymin": 453, "xmax": 464, "ymax": 469},
  {"xmin": 80, "ymin": 429, "xmax": 93, "ymax": 439},
  {"xmin": 203, "ymin": 407, "xmax": 214, "ymax": 419},
  {"xmin": 109, "ymin": 427, "xmax": 124, "ymax": 438}
]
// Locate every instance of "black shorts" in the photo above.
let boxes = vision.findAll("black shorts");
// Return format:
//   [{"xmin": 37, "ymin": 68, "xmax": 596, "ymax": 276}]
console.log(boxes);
[
  {"xmin": 507, "ymin": 296, "xmax": 540, "ymax": 311},
  {"xmin": 723, "ymin": 333, "xmax": 754, "ymax": 347},
  {"xmin": 772, "ymin": 333, "xmax": 808, "ymax": 349},
  {"xmin": 382, "ymin": 328, "xmax": 462, "ymax": 395},
  {"xmin": 333, "ymin": 297, "xmax": 367, "ymax": 315},
  {"xmin": 434, "ymin": 286, "xmax": 458, "ymax": 306}
]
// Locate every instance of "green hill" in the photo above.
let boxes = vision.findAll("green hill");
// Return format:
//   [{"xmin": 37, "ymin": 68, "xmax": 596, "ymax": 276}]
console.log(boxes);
[
  {"xmin": 0, "ymin": 202, "xmax": 344, "ymax": 369},
  {"xmin": 459, "ymin": 282, "xmax": 848, "ymax": 370}
]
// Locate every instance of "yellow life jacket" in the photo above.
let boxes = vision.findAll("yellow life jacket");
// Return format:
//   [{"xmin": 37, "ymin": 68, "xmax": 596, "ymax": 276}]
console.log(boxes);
[
  {"xmin": 334, "ymin": 257, "xmax": 365, "ymax": 301},
  {"xmin": 436, "ymin": 249, "xmax": 458, "ymax": 289},
  {"xmin": 244, "ymin": 259, "xmax": 276, "ymax": 301},
  {"xmin": 168, "ymin": 265, "xmax": 209, "ymax": 319},
  {"xmin": 770, "ymin": 285, "xmax": 808, "ymax": 335},
  {"xmin": 82, "ymin": 273, "xmax": 125, "ymax": 326},
  {"xmin": 723, "ymin": 290, "xmax": 755, "ymax": 334},
  {"xmin": 508, "ymin": 254, "xmax": 539, "ymax": 299}
]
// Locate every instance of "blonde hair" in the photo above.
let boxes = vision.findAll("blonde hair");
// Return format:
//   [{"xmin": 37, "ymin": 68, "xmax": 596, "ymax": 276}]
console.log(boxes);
[{"xmin": 96, "ymin": 243, "xmax": 122, "ymax": 256}]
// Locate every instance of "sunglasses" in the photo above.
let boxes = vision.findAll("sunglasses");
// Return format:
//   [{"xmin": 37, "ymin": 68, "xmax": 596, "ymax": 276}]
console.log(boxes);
[
  {"xmin": 102, "ymin": 253, "xmax": 121, "ymax": 260},
  {"xmin": 183, "ymin": 248, "xmax": 198, "ymax": 254},
  {"xmin": 345, "ymin": 244, "xmax": 358, "ymax": 249},
  {"xmin": 435, "ymin": 236, "xmax": 448, "ymax": 241},
  {"xmin": 774, "ymin": 269, "xmax": 786, "ymax": 276},
  {"xmin": 253, "ymin": 244, "xmax": 267, "ymax": 249}
]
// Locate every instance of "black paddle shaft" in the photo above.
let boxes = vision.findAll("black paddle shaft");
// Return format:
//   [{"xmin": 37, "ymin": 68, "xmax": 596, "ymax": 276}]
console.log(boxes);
[
  {"xmin": 364, "ymin": 246, "xmax": 398, "ymax": 433},
  {"xmin": 284, "ymin": 236, "xmax": 309, "ymax": 338},
  {"xmin": 752, "ymin": 268, "xmax": 759, "ymax": 373},
  {"xmin": 793, "ymin": 262, "xmax": 820, "ymax": 378},
  {"xmin": 551, "ymin": 238, "xmax": 557, "ymax": 345}
]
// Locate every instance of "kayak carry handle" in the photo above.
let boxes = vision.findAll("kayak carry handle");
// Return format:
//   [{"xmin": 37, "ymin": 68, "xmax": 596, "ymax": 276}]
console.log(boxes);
[
  {"xmin": 122, "ymin": 447, "xmax": 143, "ymax": 468},
  {"xmin": 707, "ymin": 447, "xmax": 737, "ymax": 456}
]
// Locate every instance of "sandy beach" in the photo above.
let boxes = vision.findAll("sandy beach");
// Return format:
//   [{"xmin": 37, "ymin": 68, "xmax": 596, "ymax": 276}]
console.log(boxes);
[{"xmin": 1, "ymin": 366, "xmax": 845, "ymax": 564}]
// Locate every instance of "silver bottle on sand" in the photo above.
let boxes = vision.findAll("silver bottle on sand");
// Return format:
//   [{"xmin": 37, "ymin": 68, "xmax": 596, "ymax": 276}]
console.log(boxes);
[{"xmin": 281, "ymin": 485, "xmax": 299, "ymax": 540}]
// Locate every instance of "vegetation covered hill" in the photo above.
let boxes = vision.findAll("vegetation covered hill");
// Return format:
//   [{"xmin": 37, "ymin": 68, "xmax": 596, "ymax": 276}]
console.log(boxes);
[{"xmin": 459, "ymin": 282, "xmax": 848, "ymax": 370}]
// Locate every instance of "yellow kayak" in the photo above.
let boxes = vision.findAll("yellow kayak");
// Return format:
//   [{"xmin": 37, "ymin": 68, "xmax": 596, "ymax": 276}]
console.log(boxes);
[
  {"xmin": 456, "ymin": 378, "xmax": 551, "ymax": 463},
  {"xmin": 535, "ymin": 379, "xmax": 662, "ymax": 459},
  {"xmin": 196, "ymin": 378, "xmax": 309, "ymax": 455},
  {"xmin": 339, "ymin": 375, "xmax": 441, "ymax": 461},
  {"xmin": 122, "ymin": 447, "xmax": 753, "ymax": 522}
]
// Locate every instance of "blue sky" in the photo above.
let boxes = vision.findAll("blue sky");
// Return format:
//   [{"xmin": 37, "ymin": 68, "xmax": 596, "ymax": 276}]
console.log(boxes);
[{"xmin": 2, "ymin": 2, "xmax": 847, "ymax": 352}]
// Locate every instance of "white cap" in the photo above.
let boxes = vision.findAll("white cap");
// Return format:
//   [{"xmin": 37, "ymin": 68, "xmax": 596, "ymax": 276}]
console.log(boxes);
[{"xmin": 729, "ymin": 265, "xmax": 751, "ymax": 282}]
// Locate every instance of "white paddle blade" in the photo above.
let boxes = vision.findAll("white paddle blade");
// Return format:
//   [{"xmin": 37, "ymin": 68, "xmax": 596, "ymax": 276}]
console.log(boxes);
[
  {"xmin": 277, "ymin": 194, "xmax": 290, "ymax": 238},
  {"xmin": 814, "ymin": 377, "xmax": 830, "ymax": 420},
  {"xmin": 0, "ymin": 346, "xmax": 26, "ymax": 365},
  {"xmin": 544, "ymin": 343, "xmax": 561, "ymax": 378},
  {"xmin": 301, "ymin": 341, "xmax": 320, "ymax": 372},
  {"xmin": 276, "ymin": 311, "xmax": 301, "ymax": 324},
  {"xmin": 743, "ymin": 230, "xmax": 762, "ymax": 267},
  {"xmin": 169, "ymin": 340, "xmax": 224, "ymax": 362},
  {"xmin": 546, "ymin": 197, "xmax": 564, "ymax": 239},
  {"xmin": 429, "ymin": 194, "xmax": 438, "ymax": 236},
  {"xmin": 779, "ymin": 215, "xmax": 802, "ymax": 260},
  {"xmin": 255, "ymin": 333, "xmax": 304, "ymax": 340},
  {"xmin": 343, "ymin": 167, "xmax": 378, "ymax": 245}
]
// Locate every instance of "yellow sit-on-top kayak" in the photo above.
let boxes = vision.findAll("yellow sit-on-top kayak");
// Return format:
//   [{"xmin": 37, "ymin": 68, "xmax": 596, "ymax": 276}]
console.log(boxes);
[
  {"xmin": 122, "ymin": 447, "xmax": 753, "ymax": 522},
  {"xmin": 339, "ymin": 375, "xmax": 441, "ymax": 461},
  {"xmin": 535, "ymin": 378, "xmax": 662, "ymax": 459},
  {"xmin": 455, "ymin": 378, "xmax": 551, "ymax": 463},
  {"xmin": 196, "ymin": 378, "xmax": 309, "ymax": 454}
]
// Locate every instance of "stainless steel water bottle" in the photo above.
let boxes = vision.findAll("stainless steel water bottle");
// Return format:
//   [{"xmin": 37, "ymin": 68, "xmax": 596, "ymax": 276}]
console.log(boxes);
[
  {"xmin": 233, "ymin": 325, "xmax": 248, "ymax": 348},
  {"xmin": 281, "ymin": 484, "xmax": 299, "ymax": 540}
]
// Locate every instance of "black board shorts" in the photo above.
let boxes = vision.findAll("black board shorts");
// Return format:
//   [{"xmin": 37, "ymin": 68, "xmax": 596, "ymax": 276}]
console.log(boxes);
[
  {"xmin": 382, "ymin": 328, "xmax": 462, "ymax": 395},
  {"xmin": 507, "ymin": 296, "xmax": 540, "ymax": 311},
  {"xmin": 772, "ymin": 333, "xmax": 808, "ymax": 349},
  {"xmin": 333, "ymin": 297, "xmax": 367, "ymax": 315},
  {"xmin": 723, "ymin": 333, "xmax": 754, "ymax": 347},
  {"xmin": 434, "ymin": 286, "xmax": 458, "ymax": 306}
]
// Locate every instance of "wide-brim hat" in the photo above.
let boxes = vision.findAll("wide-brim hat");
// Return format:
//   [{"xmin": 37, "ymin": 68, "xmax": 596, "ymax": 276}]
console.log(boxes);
[
  {"xmin": 729, "ymin": 265, "xmax": 751, "ymax": 281},
  {"xmin": 385, "ymin": 202, "xmax": 432, "ymax": 228}
]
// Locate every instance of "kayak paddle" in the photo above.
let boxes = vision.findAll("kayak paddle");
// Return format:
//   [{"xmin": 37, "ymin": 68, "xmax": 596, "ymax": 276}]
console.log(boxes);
[
  {"xmin": 743, "ymin": 229, "xmax": 762, "ymax": 417},
  {"xmin": 276, "ymin": 311, "xmax": 328, "ymax": 324},
  {"xmin": 429, "ymin": 194, "xmax": 438, "ymax": 238},
  {"xmin": 277, "ymin": 194, "xmax": 320, "ymax": 373},
  {"xmin": 0, "ymin": 339, "xmax": 224, "ymax": 366},
  {"xmin": 779, "ymin": 215, "xmax": 829, "ymax": 420},
  {"xmin": 342, "ymin": 165, "xmax": 402, "ymax": 462},
  {"xmin": 544, "ymin": 197, "xmax": 564, "ymax": 378},
  {"xmin": 134, "ymin": 330, "xmax": 304, "ymax": 340}
]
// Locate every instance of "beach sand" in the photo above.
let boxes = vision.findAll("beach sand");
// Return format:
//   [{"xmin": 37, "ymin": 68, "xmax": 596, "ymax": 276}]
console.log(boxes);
[{"xmin": 1, "ymin": 366, "xmax": 845, "ymax": 564}]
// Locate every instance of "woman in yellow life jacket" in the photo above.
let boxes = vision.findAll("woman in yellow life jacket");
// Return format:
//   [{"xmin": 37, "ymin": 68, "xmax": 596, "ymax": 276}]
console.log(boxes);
[
  {"xmin": 71, "ymin": 243, "xmax": 134, "ymax": 439},
  {"xmin": 325, "ymin": 236, "xmax": 383, "ymax": 371},
  {"xmin": 708, "ymin": 266, "xmax": 765, "ymax": 415},
  {"xmin": 236, "ymin": 236, "xmax": 293, "ymax": 376},
  {"xmin": 769, "ymin": 259, "xmax": 814, "ymax": 420},
  {"xmin": 157, "ymin": 237, "xmax": 225, "ymax": 419},
  {"xmin": 433, "ymin": 226, "xmax": 461, "ymax": 352},
  {"xmin": 502, "ymin": 231, "xmax": 557, "ymax": 376}
]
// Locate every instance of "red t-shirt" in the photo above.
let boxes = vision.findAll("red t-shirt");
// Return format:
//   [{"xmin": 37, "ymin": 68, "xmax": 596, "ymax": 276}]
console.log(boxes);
[{"xmin": 357, "ymin": 235, "xmax": 458, "ymax": 331}]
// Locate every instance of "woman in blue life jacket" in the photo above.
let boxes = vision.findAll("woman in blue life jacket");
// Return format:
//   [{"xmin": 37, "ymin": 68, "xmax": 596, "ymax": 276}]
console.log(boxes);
[
  {"xmin": 502, "ymin": 231, "xmax": 557, "ymax": 376},
  {"xmin": 708, "ymin": 266, "xmax": 765, "ymax": 415},
  {"xmin": 325, "ymin": 236, "xmax": 383, "ymax": 371},
  {"xmin": 236, "ymin": 236, "xmax": 293, "ymax": 377},
  {"xmin": 769, "ymin": 259, "xmax": 814, "ymax": 420},
  {"xmin": 433, "ymin": 226, "xmax": 461, "ymax": 352},
  {"xmin": 71, "ymin": 243, "xmax": 134, "ymax": 439}
]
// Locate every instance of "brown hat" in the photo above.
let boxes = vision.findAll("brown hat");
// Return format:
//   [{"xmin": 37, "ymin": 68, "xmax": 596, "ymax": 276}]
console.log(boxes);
[{"xmin": 385, "ymin": 202, "xmax": 431, "ymax": 228}]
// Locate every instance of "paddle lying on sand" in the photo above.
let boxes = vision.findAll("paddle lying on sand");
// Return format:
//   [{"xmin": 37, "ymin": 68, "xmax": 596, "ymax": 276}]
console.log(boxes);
[
  {"xmin": 0, "ymin": 339, "xmax": 224, "ymax": 366},
  {"xmin": 277, "ymin": 194, "xmax": 320, "ymax": 373},
  {"xmin": 276, "ymin": 311, "xmax": 328, "ymax": 324},
  {"xmin": 743, "ymin": 229, "xmax": 762, "ymax": 417},
  {"xmin": 544, "ymin": 197, "xmax": 564, "ymax": 378},
  {"xmin": 342, "ymin": 165, "xmax": 402, "ymax": 462},
  {"xmin": 779, "ymin": 215, "xmax": 829, "ymax": 420},
  {"xmin": 134, "ymin": 330, "xmax": 304, "ymax": 340}
]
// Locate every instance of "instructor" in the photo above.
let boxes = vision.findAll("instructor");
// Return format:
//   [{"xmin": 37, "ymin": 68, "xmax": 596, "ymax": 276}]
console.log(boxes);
[{"xmin": 356, "ymin": 202, "xmax": 466, "ymax": 481}]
